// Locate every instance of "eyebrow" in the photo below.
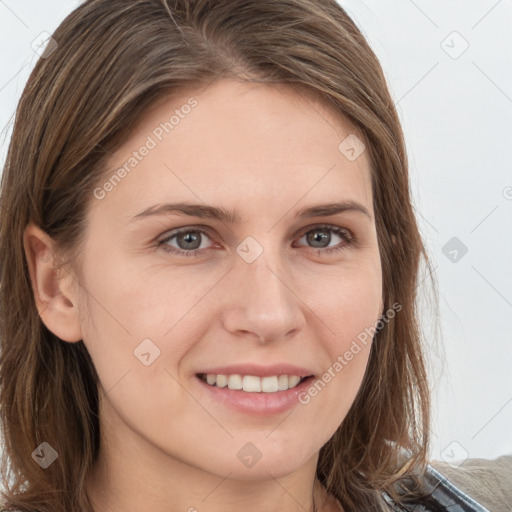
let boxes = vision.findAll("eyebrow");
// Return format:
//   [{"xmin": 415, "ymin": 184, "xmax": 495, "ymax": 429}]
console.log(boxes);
[{"xmin": 129, "ymin": 200, "xmax": 372, "ymax": 223}]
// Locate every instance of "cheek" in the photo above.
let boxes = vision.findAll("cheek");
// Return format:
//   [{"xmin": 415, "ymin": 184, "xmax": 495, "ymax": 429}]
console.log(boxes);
[
  {"xmin": 77, "ymin": 241, "xmax": 216, "ymax": 347},
  {"xmin": 310, "ymin": 258, "xmax": 382, "ymax": 352},
  {"xmin": 296, "ymin": 261, "xmax": 382, "ymax": 426},
  {"xmin": 76, "ymin": 250, "xmax": 233, "ymax": 429}
]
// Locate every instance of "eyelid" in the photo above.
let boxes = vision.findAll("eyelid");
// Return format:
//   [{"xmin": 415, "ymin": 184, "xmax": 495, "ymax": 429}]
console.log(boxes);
[
  {"xmin": 156, "ymin": 223, "xmax": 354, "ymax": 244},
  {"xmin": 156, "ymin": 222, "xmax": 356, "ymax": 256},
  {"xmin": 297, "ymin": 223, "xmax": 353, "ymax": 239},
  {"xmin": 156, "ymin": 224, "xmax": 217, "ymax": 244}
]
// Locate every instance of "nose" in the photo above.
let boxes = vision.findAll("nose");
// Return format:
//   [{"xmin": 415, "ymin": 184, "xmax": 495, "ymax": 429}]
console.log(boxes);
[{"xmin": 220, "ymin": 246, "xmax": 306, "ymax": 344}]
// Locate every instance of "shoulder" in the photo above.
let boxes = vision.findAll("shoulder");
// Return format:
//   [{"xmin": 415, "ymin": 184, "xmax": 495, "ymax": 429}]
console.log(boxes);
[
  {"xmin": 384, "ymin": 455, "xmax": 512, "ymax": 512},
  {"xmin": 427, "ymin": 455, "xmax": 512, "ymax": 512}
]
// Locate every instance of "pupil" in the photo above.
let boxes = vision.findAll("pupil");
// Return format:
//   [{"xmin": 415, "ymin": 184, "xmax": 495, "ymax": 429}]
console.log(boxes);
[
  {"xmin": 308, "ymin": 229, "xmax": 329, "ymax": 248},
  {"xmin": 179, "ymin": 232, "xmax": 200, "ymax": 250}
]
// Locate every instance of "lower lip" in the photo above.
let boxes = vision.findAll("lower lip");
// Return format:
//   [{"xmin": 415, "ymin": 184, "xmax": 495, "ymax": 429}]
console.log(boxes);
[{"xmin": 195, "ymin": 375, "xmax": 315, "ymax": 416}]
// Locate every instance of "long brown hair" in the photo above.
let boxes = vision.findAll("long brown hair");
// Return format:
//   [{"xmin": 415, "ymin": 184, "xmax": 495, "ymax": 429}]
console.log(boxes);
[{"xmin": 0, "ymin": 1, "xmax": 438, "ymax": 510}]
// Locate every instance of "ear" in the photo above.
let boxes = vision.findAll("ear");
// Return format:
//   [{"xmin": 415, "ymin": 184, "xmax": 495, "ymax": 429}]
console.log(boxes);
[{"xmin": 23, "ymin": 222, "xmax": 83, "ymax": 342}]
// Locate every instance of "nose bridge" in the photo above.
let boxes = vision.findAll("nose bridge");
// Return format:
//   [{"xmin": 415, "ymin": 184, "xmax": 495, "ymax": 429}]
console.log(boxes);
[
  {"xmin": 224, "ymin": 234, "xmax": 304, "ymax": 342},
  {"xmin": 239, "ymin": 235, "xmax": 289, "ymax": 304}
]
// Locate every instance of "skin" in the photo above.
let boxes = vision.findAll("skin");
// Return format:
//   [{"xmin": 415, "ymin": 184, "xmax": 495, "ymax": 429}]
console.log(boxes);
[{"xmin": 24, "ymin": 78, "xmax": 383, "ymax": 512}]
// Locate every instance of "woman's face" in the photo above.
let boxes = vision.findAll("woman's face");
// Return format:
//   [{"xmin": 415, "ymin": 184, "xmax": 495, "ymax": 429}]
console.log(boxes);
[{"xmin": 76, "ymin": 78, "xmax": 383, "ymax": 480}]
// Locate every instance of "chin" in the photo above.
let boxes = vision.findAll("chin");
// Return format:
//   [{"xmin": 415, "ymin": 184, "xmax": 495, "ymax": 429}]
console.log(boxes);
[
  {"xmin": 223, "ymin": 457, "xmax": 307, "ymax": 481},
  {"xmin": 217, "ymin": 438, "xmax": 316, "ymax": 480}
]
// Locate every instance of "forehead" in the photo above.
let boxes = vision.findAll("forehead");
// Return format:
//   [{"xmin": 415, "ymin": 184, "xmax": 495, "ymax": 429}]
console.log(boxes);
[{"xmin": 95, "ymin": 78, "xmax": 374, "ymax": 222}]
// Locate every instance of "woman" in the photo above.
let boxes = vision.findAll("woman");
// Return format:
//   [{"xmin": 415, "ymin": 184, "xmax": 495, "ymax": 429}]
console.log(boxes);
[{"xmin": 0, "ymin": 1, "xmax": 501, "ymax": 511}]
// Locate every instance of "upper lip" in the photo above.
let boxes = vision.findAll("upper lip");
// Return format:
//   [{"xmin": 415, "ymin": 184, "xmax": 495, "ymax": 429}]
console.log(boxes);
[{"xmin": 196, "ymin": 363, "xmax": 315, "ymax": 378}]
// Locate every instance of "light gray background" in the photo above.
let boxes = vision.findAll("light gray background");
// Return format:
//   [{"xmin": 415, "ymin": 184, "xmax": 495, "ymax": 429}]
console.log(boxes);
[{"xmin": 1, "ymin": 0, "xmax": 511, "ymax": 465}]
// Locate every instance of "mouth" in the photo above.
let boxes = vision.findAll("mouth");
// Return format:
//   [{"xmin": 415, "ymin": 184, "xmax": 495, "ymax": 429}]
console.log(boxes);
[
  {"xmin": 196, "ymin": 373, "xmax": 314, "ymax": 393},
  {"xmin": 193, "ymin": 362, "xmax": 317, "ymax": 415},
  {"xmin": 194, "ymin": 372, "xmax": 316, "ymax": 416}
]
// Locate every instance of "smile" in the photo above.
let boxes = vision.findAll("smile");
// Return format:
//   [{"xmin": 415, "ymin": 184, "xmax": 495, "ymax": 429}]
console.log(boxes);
[{"xmin": 197, "ymin": 373, "xmax": 309, "ymax": 392}]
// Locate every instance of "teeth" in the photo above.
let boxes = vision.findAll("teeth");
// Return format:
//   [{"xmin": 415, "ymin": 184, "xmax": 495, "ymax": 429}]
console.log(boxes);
[
  {"xmin": 216, "ymin": 374, "xmax": 227, "ymax": 388},
  {"xmin": 227, "ymin": 374, "xmax": 242, "ymax": 390},
  {"xmin": 243, "ymin": 375, "xmax": 261, "ymax": 392},
  {"xmin": 288, "ymin": 375, "xmax": 301, "ymax": 388},
  {"xmin": 201, "ymin": 373, "xmax": 306, "ymax": 392},
  {"xmin": 261, "ymin": 376, "xmax": 279, "ymax": 393}
]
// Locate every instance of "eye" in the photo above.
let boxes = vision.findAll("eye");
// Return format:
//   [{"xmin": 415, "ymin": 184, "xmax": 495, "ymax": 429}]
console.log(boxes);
[
  {"xmin": 157, "ymin": 227, "xmax": 215, "ymax": 257},
  {"xmin": 294, "ymin": 225, "xmax": 354, "ymax": 255},
  {"xmin": 156, "ymin": 224, "xmax": 354, "ymax": 257}
]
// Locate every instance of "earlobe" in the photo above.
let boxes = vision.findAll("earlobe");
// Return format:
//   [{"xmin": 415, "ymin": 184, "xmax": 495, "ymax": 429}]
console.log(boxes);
[{"xmin": 23, "ymin": 222, "xmax": 83, "ymax": 343}]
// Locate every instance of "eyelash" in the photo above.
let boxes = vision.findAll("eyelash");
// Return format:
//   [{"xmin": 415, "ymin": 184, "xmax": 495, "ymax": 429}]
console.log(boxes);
[{"xmin": 156, "ymin": 224, "xmax": 355, "ymax": 258}]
